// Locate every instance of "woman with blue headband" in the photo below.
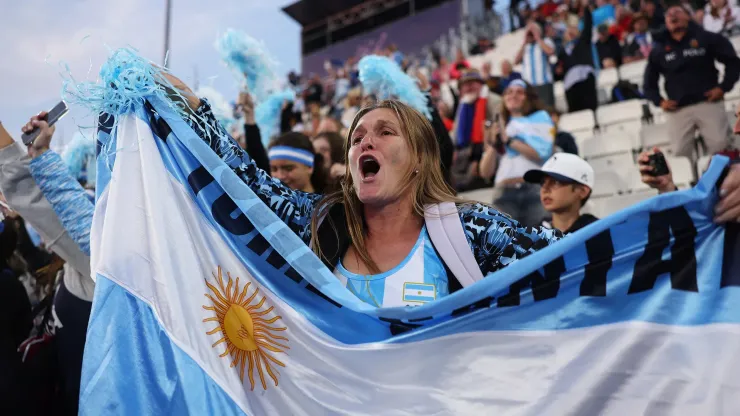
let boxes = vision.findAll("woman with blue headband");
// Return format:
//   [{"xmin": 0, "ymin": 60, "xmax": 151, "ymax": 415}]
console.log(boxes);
[{"xmin": 268, "ymin": 133, "xmax": 327, "ymax": 194}]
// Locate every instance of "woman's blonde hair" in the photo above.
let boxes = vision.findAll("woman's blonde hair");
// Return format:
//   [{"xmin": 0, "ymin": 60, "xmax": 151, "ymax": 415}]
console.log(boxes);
[{"xmin": 309, "ymin": 100, "xmax": 458, "ymax": 274}]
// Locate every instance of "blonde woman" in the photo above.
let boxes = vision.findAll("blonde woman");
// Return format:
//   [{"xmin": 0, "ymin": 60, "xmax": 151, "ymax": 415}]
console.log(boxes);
[{"xmin": 188, "ymin": 96, "xmax": 563, "ymax": 306}]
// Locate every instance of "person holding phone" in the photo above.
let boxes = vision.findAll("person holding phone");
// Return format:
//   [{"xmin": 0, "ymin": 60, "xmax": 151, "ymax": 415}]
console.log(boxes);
[
  {"xmin": 514, "ymin": 21, "xmax": 556, "ymax": 107},
  {"xmin": 479, "ymin": 79, "xmax": 555, "ymax": 226},
  {"xmin": 0, "ymin": 112, "xmax": 94, "ymax": 415}
]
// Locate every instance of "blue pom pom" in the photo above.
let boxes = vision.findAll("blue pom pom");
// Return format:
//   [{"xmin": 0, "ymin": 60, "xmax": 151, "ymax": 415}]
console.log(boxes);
[
  {"xmin": 61, "ymin": 47, "xmax": 187, "ymax": 120},
  {"xmin": 195, "ymin": 86, "xmax": 237, "ymax": 132},
  {"xmin": 358, "ymin": 55, "xmax": 431, "ymax": 120},
  {"xmin": 255, "ymin": 89, "xmax": 296, "ymax": 145},
  {"xmin": 215, "ymin": 29, "xmax": 278, "ymax": 102},
  {"xmin": 62, "ymin": 132, "xmax": 96, "ymax": 183}
]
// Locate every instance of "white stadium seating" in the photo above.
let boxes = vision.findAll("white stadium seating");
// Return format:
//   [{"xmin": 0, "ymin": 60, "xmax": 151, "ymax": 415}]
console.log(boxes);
[
  {"xmin": 446, "ymin": 31, "xmax": 740, "ymax": 220},
  {"xmin": 640, "ymin": 123, "xmax": 671, "ymax": 152},
  {"xmin": 596, "ymin": 99, "xmax": 644, "ymax": 127},
  {"xmin": 580, "ymin": 130, "xmax": 638, "ymax": 160},
  {"xmin": 587, "ymin": 152, "xmax": 635, "ymax": 176}
]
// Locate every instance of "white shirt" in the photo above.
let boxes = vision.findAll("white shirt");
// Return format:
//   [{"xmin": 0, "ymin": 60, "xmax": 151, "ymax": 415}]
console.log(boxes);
[
  {"xmin": 522, "ymin": 39, "xmax": 555, "ymax": 86},
  {"xmin": 703, "ymin": 5, "xmax": 740, "ymax": 33}
]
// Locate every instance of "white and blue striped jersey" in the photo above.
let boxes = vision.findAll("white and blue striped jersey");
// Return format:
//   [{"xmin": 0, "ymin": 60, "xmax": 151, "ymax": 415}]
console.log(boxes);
[
  {"xmin": 522, "ymin": 39, "xmax": 555, "ymax": 87},
  {"xmin": 333, "ymin": 226, "xmax": 449, "ymax": 307}
]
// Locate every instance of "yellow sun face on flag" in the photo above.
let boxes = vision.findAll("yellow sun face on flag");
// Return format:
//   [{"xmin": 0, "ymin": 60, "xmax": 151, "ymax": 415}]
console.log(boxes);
[{"xmin": 202, "ymin": 266, "xmax": 289, "ymax": 391}]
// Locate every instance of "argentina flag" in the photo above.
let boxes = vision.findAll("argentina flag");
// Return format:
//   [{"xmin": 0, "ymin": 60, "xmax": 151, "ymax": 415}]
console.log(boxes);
[{"xmin": 80, "ymin": 67, "xmax": 740, "ymax": 415}]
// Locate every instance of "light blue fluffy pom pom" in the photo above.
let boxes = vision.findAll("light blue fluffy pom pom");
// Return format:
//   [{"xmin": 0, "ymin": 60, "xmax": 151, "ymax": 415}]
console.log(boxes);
[
  {"xmin": 255, "ymin": 89, "xmax": 295, "ymax": 145},
  {"xmin": 61, "ymin": 47, "xmax": 187, "ymax": 120},
  {"xmin": 358, "ymin": 55, "xmax": 431, "ymax": 120},
  {"xmin": 215, "ymin": 29, "xmax": 277, "ymax": 102},
  {"xmin": 195, "ymin": 86, "xmax": 236, "ymax": 132},
  {"xmin": 62, "ymin": 132, "xmax": 96, "ymax": 184}
]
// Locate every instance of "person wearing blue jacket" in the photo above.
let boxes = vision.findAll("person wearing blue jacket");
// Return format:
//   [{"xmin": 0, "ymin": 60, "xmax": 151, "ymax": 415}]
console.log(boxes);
[{"xmin": 643, "ymin": 0, "xmax": 740, "ymax": 160}]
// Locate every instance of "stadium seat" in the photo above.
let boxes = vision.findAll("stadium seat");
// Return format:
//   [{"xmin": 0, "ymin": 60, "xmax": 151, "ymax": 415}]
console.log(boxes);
[
  {"xmin": 559, "ymin": 109, "xmax": 595, "ymax": 134},
  {"xmin": 666, "ymin": 156, "xmax": 695, "ymax": 187},
  {"xmin": 604, "ymin": 119, "xmax": 643, "ymax": 137},
  {"xmin": 581, "ymin": 130, "xmax": 638, "ymax": 159},
  {"xmin": 588, "ymin": 151, "xmax": 635, "ymax": 176},
  {"xmin": 571, "ymin": 130, "xmax": 593, "ymax": 145},
  {"xmin": 628, "ymin": 169, "xmax": 653, "ymax": 193},
  {"xmin": 640, "ymin": 123, "xmax": 671, "ymax": 152},
  {"xmin": 618, "ymin": 60, "xmax": 647, "ymax": 85},
  {"xmin": 601, "ymin": 192, "xmax": 654, "ymax": 217},
  {"xmin": 596, "ymin": 99, "xmax": 644, "ymax": 127},
  {"xmin": 597, "ymin": 68, "xmax": 619, "ymax": 104},
  {"xmin": 727, "ymin": 82, "xmax": 740, "ymax": 101},
  {"xmin": 591, "ymin": 170, "xmax": 628, "ymax": 198}
]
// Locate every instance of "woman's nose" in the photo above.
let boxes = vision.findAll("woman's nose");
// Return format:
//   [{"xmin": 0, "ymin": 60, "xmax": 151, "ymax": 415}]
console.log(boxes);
[{"xmin": 360, "ymin": 135, "xmax": 375, "ymax": 151}]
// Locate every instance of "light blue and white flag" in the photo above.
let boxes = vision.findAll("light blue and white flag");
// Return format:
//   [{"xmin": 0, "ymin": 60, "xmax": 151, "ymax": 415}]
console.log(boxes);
[{"xmin": 81, "ymin": 88, "xmax": 740, "ymax": 414}]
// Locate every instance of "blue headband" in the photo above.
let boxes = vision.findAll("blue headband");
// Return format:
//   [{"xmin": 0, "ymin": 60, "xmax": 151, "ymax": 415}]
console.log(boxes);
[
  {"xmin": 507, "ymin": 79, "xmax": 528, "ymax": 91},
  {"xmin": 268, "ymin": 146, "xmax": 314, "ymax": 168}
]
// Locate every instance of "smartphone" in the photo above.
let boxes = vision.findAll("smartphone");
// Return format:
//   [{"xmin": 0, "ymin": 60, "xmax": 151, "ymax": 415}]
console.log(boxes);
[
  {"xmin": 21, "ymin": 101, "xmax": 69, "ymax": 146},
  {"xmin": 645, "ymin": 152, "xmax": 670, "ymax": 177}
]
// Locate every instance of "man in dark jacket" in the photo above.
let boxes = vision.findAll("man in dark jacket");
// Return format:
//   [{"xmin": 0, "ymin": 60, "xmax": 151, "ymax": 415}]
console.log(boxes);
[{"xmin": 643, "ymin": 0, "xmax": 740, "ymax": 160}]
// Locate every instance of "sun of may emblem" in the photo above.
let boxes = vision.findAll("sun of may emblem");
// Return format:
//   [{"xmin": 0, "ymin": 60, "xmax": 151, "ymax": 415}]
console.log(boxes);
[{"xmin": 202, "ymin": 266, "xmax": 289, "ymax": 391}]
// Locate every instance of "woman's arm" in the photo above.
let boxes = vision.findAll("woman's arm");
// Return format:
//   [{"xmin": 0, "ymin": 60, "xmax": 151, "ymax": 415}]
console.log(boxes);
[
  {"xmin": 509, "ymin": 139, "xmax": 546, "ymax": 163},
  {"xmin": 188, "ymin": 100, "xmax": 322, "ymax": 244},
  {"xmin": 29, "ymin": 150, "xmax": 94, "ymax": 256},
  {"xmin": 0, "ymin": 122, "xmax": 92, "ymax": 276},
  {"xmin": 459, "ymin": 203, "xmax": 563, "ymax": 276}
]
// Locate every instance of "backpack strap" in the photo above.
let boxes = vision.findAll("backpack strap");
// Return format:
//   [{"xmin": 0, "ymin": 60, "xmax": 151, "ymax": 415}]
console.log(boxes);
[{"xmin": 424, "ymin": 202, "xmax": 484, "ymax": 288}]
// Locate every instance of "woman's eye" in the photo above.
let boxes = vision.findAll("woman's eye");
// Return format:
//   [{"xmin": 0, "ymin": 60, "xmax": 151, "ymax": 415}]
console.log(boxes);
[
  {"xmin": 351, "ymin": 136, "xmax": 362, "ymax": 145},
  {"xmin": 381, "ymin": 130, "xmax": 393, "ymax": 136}
]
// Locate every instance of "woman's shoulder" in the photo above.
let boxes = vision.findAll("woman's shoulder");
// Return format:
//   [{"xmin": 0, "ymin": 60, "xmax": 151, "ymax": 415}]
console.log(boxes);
[{"xmin": 455, "ymin": 201, "xmax": 518, "ymax": 227}]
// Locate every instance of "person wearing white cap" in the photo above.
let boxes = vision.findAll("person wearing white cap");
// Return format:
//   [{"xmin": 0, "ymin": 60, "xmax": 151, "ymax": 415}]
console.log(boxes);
[{"xmin": 524, "ymin": 152, "xmax": 598, "ymax": 233}]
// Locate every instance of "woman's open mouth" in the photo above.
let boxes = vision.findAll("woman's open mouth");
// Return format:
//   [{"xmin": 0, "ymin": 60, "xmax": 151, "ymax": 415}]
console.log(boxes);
[{"xmin": 359, "ymin": 155, "xmax": 381, "ymax": 182}]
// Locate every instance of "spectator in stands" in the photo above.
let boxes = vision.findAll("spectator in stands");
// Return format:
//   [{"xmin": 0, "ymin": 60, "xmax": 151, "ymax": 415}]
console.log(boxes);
[
  {"xmin": 592, "ymin": 0, "xmax": 617, "ymax": 28},
  {"xmin": 523, "ymin": 153, "xmax": 597, "ymax": 233},
  {"xmin": 470, "ymin": 37, "xmax": 494, "ymax": 55},
  {"xmin": 609, "ymin": 3, "xmax": 634, "ymax": 41},
  {"xmin": 548, "ymin": 108, "xmax": 579, "ymax": 154},
  {"xmin": 703, "ymin": 0, "xmax": 740, "ymax": 34},
  {"xmin": 479, "ymin": 80, "xmax": 554, "ymax": 226},
  {"xmin": 641, "ymin": 0, "xmax": 666, "ymax": 31},
  {"xmin": 539, "ymin": 0, "xmax": 560, "ymax": 18},
  {"xmin": 497, "ymin": 60, "xmax": 523, "ymax": 94},
  {"xmin": 341, "ymin": 88, "xmax": 362, "ymax": 129},
  {"xmin": 556, "ymin": 1, "xmax": 599, "ymax": 112},
  {"xmin": 450, "ymin": 49, "xmax": 470, "ymax": 80},
  {"xmin": 313, "ymin": 131, "xmax": 346, "ymax": 185},
  {"xmin": 0, "ymin": 211, "xmax": 32, "ymax": 413},
  {"xmin": 450, "ymin": 69, "xmax": 502, "ymax": 190},
  {"xmin": 596, "ymin": 23, "xmax": 624, "ymax": 68},
  {"xmin": 644, "ymin": 0, "xmax": 740, "ymax": 160},
  {"xmin": 268, "ymin": 133, "xmax": 327, "ymax": 194},
  {"xmin": 623, "ymin": 12, "xmax": 653, "ymax": 63},
  {"xmin": 515, "ymin": 22, "xmax": 556, "ymax": 107}
]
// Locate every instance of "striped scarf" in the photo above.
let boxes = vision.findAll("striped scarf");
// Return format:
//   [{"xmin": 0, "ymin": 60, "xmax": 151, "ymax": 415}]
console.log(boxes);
[{"xmin": 455, "ymin": 97, "xmax": 487, "ymax": 148}]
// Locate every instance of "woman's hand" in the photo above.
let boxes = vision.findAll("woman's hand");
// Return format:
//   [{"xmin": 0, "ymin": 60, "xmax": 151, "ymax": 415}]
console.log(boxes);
[
  {"xmin": 715, "ymin": 163, "xmax": 740, "ymax": 223},
  {"xmin": 22, "ymin": 112, "xmax": 54, "ymax": 159},
  {"xmin": 638, "ymin": 147, "xmax": 675, "ymax": 194},
  {"xmin": 238, "ymin": 91, "xmax": 255, "ymax": 125},
  {"xmin": 330, "ymin": 163, "xmax": 346, "ymax": 179}
]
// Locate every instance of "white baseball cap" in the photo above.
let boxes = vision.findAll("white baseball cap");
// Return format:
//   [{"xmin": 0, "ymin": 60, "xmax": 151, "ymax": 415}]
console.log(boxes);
[{"xmin": 523, "ymin": 153, "xmax": 595, "ymax": 188}]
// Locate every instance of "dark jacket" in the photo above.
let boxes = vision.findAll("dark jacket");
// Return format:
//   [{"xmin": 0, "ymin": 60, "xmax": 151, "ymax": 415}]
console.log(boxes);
[
  {"xmin": 557, "ymin": 8, "xmax": 595, "ymax": 75},
  {"xmin": 644, "ymin": 22, "xmax": 740, "ymax": 108},
  {"xmin": 596, "ymin": 34, "xmax": 623, "ymax": 67}
]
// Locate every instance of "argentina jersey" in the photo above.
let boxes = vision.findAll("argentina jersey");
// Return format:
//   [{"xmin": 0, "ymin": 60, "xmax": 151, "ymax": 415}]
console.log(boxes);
[{"xmin": 333, "ymin": 226, "xmax": 449, "ymax": 307}]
